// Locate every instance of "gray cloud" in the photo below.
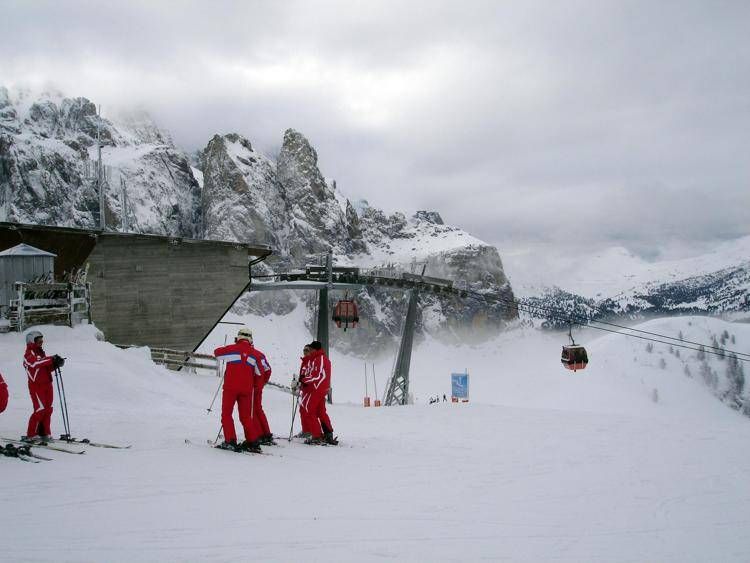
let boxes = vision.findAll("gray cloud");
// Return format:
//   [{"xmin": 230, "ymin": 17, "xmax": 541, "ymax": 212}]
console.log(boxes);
[{"xmin": 1, "ymin": 0, "xmax": 748, "ymax": 258}]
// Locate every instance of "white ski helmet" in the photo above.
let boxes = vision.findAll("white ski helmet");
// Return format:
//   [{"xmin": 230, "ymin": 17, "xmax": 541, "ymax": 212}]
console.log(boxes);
[
  {"xmin": 25, "ymin": 330, "xmax": 43, "ymax": 344},
  {"xmin": 236, "ymin": 327, "xmax": 253, "ymax": 342}
]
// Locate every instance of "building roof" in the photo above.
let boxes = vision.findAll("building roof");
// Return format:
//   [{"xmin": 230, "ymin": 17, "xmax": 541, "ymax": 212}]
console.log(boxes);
[{"xmin": 0, "ymin": 243, "xmax": 57, "ymax": 258}]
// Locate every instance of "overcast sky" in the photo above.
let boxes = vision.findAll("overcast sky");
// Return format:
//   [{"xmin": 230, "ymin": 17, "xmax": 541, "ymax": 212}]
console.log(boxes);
[{"xmin": 1, "ymin": 0, "xmax": 748, "ymax": 259}]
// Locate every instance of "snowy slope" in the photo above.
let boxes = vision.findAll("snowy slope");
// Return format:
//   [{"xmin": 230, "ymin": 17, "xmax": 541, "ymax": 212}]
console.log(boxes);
[{"xmin": 2, "ymin": 317, "xmax": 750, "ymax": 562}]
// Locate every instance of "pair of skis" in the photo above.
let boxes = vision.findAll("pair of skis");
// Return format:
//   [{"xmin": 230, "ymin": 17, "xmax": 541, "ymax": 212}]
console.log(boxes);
[
  {"xmin": 0, "ymin": 443, "xmax": 53, "ymax": 463},
  {"xmin": 0, "ymin": 436, "xmax": 131, "ymax": 454},
  {"xmin": 184, "ymin": 439, "xmax": 277, "ymax": 457},
  {"xmin": 56, "ymin": 435, "xmax": 131, "ymax": 449},
  {"xmin": 0, "ymin": 437, "xmax": 86, "ymax": 455},
  {"xmin": 285, "ymin": 434, "xmax": 341, "ymax": 447}
]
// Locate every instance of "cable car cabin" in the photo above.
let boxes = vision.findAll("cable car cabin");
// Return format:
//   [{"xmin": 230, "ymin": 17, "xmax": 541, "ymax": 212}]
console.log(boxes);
[
  {"xmin": 561, "ymin": 345, "xmax": 588, "ymax": 372},
  {"xmin": 332, "ymin": 299, "xmax": 359, "ymax": 330}
]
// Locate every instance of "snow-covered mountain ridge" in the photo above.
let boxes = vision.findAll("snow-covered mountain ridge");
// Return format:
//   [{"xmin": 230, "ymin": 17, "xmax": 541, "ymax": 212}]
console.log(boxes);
[
  {"xmin": 507, "ymin": 236, "xmax": 750, "ymax": 300},
  {"xmin": 509, "ymin": 236, "xmax": 750, "ymax": 323}
]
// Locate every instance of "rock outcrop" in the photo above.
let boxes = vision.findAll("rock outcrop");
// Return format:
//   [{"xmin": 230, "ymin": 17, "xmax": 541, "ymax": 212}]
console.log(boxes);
[{"xmin": 0, "ymin": 86, "xmax": 200, "ymax": 236}]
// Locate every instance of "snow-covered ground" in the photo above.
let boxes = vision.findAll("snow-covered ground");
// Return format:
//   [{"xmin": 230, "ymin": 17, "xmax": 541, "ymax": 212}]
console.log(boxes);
[{"xmin": 2, "ymin": 314, "xmax": 750, "ymax": 562}]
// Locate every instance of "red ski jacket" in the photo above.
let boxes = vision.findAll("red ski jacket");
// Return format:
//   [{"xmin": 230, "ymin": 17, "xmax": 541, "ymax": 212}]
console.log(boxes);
[
  {"xmin": 24, "ymin": 343, "xmax": 55, "ymax": 386},
  {"xmin": 300, "ymin": 349, "xmax": 331, "ymax": 391},
  {"xmin": 214, "ymin": 341, "xmax": 271, "ymax": 392},
  {"xmin": 0, "ymin": 373, "xmax": 8, "ymax": 413}
]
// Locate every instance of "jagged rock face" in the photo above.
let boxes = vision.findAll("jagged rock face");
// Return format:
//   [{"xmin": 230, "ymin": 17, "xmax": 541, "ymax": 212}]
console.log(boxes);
[
  {"xmin": 277, "ymin": 129, "xmax": 367, "ymax": 259},
  {"xmin": 0, "ymin": 87, "xmax": 200, "ymax": 237},
  {"xmin": 199, "ymin": 128, "xmax": 367, "ymax": 260},
  {"xmin": 414, "ymin": 210, "xmax": 444, "ymax": 225},
  {"xmin": 200, "ymin": 133, "xmax": 286, "ymax": 248},
  {"xmin": 358, "ymin": 205, "xmax": 411, "ymax": 247}
]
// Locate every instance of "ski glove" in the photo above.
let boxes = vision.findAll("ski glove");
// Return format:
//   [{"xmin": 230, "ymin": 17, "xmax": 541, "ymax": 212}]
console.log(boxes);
[{"xmin": 52, "ymin": 355, "xmax": 65, "ymax": 369}]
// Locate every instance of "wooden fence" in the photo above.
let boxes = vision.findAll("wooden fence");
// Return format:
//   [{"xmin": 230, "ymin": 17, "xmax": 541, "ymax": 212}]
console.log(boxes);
[{"xmin": 9, "ymin": 282, "xmax": 91, "ymax": 332}]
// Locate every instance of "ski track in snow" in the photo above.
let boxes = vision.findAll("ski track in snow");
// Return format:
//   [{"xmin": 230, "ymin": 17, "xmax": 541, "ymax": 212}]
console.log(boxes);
[{"xmin": 1, "ymin": 318, "xmax": 750, "ymax": 562}]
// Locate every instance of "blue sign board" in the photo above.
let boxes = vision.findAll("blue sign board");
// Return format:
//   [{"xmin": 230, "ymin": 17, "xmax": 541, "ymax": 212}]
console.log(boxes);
[{"xmin": 451, "ymin": 372, "xmax": 469, "ymax": 400}]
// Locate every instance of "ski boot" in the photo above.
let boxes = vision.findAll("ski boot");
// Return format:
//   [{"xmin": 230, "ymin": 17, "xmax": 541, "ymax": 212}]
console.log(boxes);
[
  {"xmin": 295, "ymin": 431, "xmax": 312, "ymax": 439},
  {"xmin": 323, "ymin": 431, "xmax": 339, "ymax": 446},
  {"xmin": 239, "ymin": 440, "xmax": 263, "ymax": 454},
  {"xmin": 20, "ymin": 435, "xmax": 35, "ymax": 444},
  {"xmin": 216, "ymin": 440, "xmax": 239, "ymax": 452},
  {"xmin": 258, "ymin": 433, "xmax": 277, "ymax": 446},
  {"xmin": 1, "ymin": 444, "xmax": 19, "ymax": 457},
  {"xmin": 304, "ymin": 435, "xmax": 324, "ymax": 445}
]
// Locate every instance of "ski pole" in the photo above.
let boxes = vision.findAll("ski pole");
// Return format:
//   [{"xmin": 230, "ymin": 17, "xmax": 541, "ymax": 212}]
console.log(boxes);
[
  {"xmin": 213, "ymin": 426, "xmax": 222, "ymax": 445},
  {"xmin": 206, "ymin": 335, "xmax": 228, "ymax": 413},
  {"xmin": 288, "ymin": 387, "xmax": 300, "ymax": 442},
  {"xmin": 54, "ymin": 367, "xmax": 71, "ymax": 440},
  {"xmin": 53, "ymin": 368, "xmax": 66, "ymax": 437},
  {"xmin": 58, "ymin": 367, "xmax": 72, "ymax": 440},
  {"xmin": 206, "ymin": 371, "xmax": 225, "ymax": 413}
]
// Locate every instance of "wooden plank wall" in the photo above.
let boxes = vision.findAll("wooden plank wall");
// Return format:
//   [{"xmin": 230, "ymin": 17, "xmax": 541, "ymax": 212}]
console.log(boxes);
[{"xmin": 87, "ymin": 236, "xmax": 249, "ymax": 349}]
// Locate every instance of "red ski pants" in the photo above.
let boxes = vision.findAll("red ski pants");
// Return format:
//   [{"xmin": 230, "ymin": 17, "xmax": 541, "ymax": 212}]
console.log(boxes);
[
  {"xmin": 254, "ymin": 383, "xmax": 271, "ymax": 436},
  {"xmin": 27, "ymin": 382, "xmax": 54, "ymax": 438},
  {"xmin": 0, "ymin": 378, "xmax": 8, "ymax": 414},
  {"xmin": 299, "ymin": 387, "xmax": 333, "ymax": 438},
  {"xmin": 221, "ymin": 388, "xmax": 260, "ymax": 444}
]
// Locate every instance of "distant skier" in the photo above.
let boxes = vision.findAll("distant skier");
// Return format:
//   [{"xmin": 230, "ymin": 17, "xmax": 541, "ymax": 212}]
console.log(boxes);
[
  {"xmin": 0, "ymin": 372, "xmax": 8, "ymax": 414},
  {"xmin": 298, "ymin": 340, "xmax": 337, "ymax": 445},
  {"xmin": 22, "ymin": 330, "xmax": 64, "ymax": 442},
  {"xmin": 213, "ymin": 327, "xmax": 267, "ymax": 453},
  {"xmin": 443, "ymin": 394, "xmax": 447, "ymax": 402}
]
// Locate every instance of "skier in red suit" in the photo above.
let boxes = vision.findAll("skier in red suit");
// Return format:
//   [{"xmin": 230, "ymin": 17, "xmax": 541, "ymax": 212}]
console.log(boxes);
[
  {"xmin": 251, "ymin": 341, "xmax": 273, "ymax": 445},
  {"xmin": 298, "ymin": 341, "xmax": 337, "ymax": 445},
  {"xmin": 292, "ymin": 343, "xmax": 312, "ymax": 434},
  {"xmin": 23, "ymin": 330, "xmax": 64, "ymax": 442},
  {"xmin": 213, "ymin": 327, "xmax": 268, "ymax": 453},
  {"xmin": 0, "ymin": 372, "xmax": 8, "ymax": 414}
]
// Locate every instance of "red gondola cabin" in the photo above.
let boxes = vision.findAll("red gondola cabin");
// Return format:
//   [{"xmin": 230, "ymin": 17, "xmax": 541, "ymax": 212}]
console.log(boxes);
[
  {"xmin": 333, "ymin": 299, "xmax": 359, "ymax": 330},
  {"xmin": 561, "ymin": 345, "xmax": 588, "ymax": 372}
]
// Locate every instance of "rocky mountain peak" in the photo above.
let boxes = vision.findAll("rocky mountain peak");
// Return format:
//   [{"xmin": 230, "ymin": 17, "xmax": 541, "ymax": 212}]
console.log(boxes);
[
  {"xmin": 413, "ymin": 210, "xmax": 444, "ymax": 225},
  {"xmin": 277, "ymin": 128, "xmax": 328, "ymax": 201},
  {"xmin": 200, "ymin": 132, "xmax": 284, "ymax": 247}
]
